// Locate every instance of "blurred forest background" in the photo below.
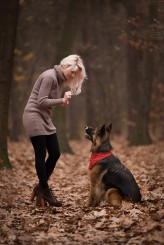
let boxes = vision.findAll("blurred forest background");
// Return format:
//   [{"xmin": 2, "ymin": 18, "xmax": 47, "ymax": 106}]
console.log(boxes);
[{"xmin": 0, "ymin": 0, "xmax": 164, "ymax": 168}]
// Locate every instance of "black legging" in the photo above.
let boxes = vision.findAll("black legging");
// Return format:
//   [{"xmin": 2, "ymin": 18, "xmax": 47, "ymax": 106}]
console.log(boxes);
[{"xmin": 30, "ymin": 133, "xmax": 60, "ymax": 189}]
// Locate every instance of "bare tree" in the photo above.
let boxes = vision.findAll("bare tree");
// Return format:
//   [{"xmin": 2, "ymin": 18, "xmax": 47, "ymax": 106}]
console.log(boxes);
[
  {"xmin": 0, "ymin": 0, "xmax": 19, "ymax": 168},
  {"xmin": 54, "ymin": 0, "xmax": 83, "ymax": 153},
  {"xmin": 124, "ymin": 1, "xmax": 156, "ymax": 145}
]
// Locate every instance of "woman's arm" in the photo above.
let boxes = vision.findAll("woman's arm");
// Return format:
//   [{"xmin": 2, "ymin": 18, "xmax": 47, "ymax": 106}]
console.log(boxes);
[{"xmin": 37, "ymin": 75, "xmax": 63, "ymax": 107}]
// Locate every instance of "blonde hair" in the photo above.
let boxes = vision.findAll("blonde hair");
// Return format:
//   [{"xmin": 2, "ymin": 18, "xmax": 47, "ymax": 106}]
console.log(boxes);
[{"xmin": 60, "ymin": 54, "xmax": 87, "ymax": 95}]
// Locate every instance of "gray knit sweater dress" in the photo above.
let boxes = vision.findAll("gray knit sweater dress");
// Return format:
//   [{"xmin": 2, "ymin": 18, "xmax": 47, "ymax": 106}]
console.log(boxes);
[{"xmin": 22, "ymin": 65, "xmax": 66, "ymax": 137}]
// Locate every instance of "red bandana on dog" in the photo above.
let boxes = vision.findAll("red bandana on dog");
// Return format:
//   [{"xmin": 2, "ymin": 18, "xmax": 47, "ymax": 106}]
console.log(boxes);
[{"xmin": 89, "ymin": 152, "xmax": 113, "ymax": 169}]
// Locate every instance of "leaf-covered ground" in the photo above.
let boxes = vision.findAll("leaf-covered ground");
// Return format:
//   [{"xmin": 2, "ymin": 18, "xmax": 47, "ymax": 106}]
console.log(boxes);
[{"xmin": 0, "ymin": 138, "xmax": 164, "ymax": 245}]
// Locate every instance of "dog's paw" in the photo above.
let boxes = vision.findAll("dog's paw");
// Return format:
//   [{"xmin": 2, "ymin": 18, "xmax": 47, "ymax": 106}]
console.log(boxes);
[
  {"xmin": 86, "ymin": 202, "xmax": 92, "ymax": 208},
  {"xmin": 86, "ymin": 201, "xmax": 99, "ymax": 208}
]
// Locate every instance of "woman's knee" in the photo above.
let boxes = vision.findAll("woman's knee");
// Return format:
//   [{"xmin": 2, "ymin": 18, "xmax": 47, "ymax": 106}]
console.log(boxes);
[{"xmin": 46, "ymin": 133, "xmax": 61, "ymax": 161}]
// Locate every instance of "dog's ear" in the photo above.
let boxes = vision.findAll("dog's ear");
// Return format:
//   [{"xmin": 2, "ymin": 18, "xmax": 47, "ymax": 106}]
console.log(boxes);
[
  {"xmin": 98, "ymin": 124, "xmax": 106, "ymax": 136},
  {"xmin": 106, "ymin": 123, "xmax": 112, "ymax": 134}
]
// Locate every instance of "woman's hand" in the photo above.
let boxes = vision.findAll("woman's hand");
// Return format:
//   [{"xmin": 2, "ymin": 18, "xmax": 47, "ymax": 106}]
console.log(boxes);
[{"xmin": 63, "ymin": 91, "xmax": 72, "ymax": 106}]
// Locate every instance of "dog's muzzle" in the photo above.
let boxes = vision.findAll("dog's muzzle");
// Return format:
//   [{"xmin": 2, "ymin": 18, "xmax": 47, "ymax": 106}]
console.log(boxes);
[{"xmin": 85, "ymin": 126, "xmax": 93, "ymax": 141}]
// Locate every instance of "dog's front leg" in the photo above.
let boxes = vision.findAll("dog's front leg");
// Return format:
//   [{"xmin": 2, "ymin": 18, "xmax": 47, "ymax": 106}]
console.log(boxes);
[
  {"xmin": 87, "ymin": 194, "xmax": 95, "ymax": 207},
  {"xmin": 87, "ymin": 186, "xmax": 99, "ymax": 207},
  {"xmin": 87, "ymin": 184, "xmax": 101, "ymax": 207},
  {"xmin": 87, "ymin": 166, "xmax": 102, "ymax": 207}
]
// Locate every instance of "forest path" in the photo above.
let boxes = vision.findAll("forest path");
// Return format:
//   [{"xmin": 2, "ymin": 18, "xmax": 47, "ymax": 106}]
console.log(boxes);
[{"xmin": 0, "ymin": 139, "xmax": 163, "ymax": 245}]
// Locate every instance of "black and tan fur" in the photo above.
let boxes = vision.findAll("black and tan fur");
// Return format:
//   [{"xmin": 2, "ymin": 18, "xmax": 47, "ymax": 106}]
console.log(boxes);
[{"xmin": 85, "ymin": 124, "xmax": 141, "ymax": 207}]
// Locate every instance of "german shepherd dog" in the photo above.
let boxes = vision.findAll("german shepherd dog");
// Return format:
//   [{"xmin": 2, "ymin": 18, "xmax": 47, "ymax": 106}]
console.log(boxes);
[{"xmin": 85, "ymin": 124, "xmax": 141, "ymax": 207}]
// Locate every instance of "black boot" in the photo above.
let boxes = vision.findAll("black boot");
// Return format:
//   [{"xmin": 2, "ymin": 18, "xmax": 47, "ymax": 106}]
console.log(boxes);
[
  {"xmin": 33, "ymin": 183, "xmax": 41, "ymax": 195},
  {"xmin": 30, "ymin": 184, "xmax": 47, "ymax": 207},
  {"xmin": 30, "ymin": 184, "xmax": 41, "ymax": 203},
  {"xmin": 34, "ymin": 184, "xmax": 47, "ymax": 207},
  {"xmin": 40, "ymin": 188, "xmax": 62, "ymax": 207}
]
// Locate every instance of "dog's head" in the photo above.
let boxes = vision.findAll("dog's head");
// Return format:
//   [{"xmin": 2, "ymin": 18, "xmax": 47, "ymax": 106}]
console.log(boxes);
[{"xmin": 85, "ymin": 124, "xmax": 113, "ymax": 153}]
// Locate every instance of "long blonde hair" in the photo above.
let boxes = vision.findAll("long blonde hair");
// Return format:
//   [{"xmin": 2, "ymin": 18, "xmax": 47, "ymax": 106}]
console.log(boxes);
[{"xmin": 60, "ymin": 54, "xmax": 87, "ymax": 95}]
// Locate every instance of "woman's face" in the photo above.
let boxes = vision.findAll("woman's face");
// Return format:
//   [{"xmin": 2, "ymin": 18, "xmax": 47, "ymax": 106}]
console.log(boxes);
[{"xmin": 61, "ymin": 65, "xmax": 78, "ymax": 80}]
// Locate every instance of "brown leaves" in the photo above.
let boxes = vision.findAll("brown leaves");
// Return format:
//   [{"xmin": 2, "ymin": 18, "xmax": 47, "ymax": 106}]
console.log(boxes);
[{"xmin": 0, "ymin": 140, "xmax": 163, "ymax": 244}]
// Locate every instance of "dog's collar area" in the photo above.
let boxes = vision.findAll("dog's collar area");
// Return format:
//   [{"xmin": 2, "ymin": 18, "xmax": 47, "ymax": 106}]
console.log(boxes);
[{"xmin": 89, "ymin": 151, "xmax": 113, "ymax": 169}]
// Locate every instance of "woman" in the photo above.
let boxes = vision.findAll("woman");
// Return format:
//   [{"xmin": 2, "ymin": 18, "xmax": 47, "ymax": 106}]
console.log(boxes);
[{"xmin": 22, "ymin": 54, "xmax": 87, "ymax": 207}]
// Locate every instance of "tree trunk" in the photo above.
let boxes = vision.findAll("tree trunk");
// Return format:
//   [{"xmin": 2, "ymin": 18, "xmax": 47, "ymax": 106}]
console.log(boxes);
[
  {"xmin": 149, "ymin": 1, "xmax": 164, "ymax": 140},
  {"xmin": 53, "ymin": 0, "xmax": 82, "ymax": 153},
  {"xmin": 126, "ymin": 2, "xmax": 154, "ymax": 145},
  {"xmin": 0, "ymin": 0, "xmax": 19, "ymax": 168},
  {"xmin": 82, "ymin": 0, "xmax": 104, "ymax": 127},
  {"xmin": 68, "ymin": 94, "xmax": 84, "ymax": 140}
]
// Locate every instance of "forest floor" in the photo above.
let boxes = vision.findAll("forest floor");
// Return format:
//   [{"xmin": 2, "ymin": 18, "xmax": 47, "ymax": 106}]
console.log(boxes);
[{"xmin": 0, "ymin": 138, "xmax": 164, "ymax": 245}]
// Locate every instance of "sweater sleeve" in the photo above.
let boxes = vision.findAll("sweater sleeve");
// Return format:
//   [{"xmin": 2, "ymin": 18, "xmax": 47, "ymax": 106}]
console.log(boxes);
[{"xmin": 37, "ymin": 75, "xmax": 63, "ymax": 107}]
